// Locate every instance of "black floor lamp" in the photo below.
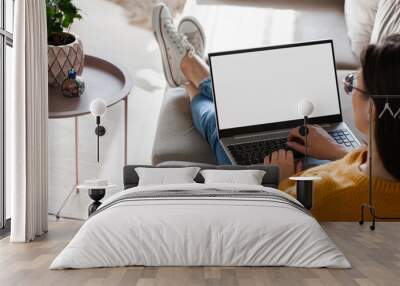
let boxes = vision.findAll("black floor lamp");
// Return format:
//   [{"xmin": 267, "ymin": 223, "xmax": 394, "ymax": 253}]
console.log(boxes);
[
  {"xmin": 297, "ymin": 99, "xmax": 314, "ymax": 159},
  {"xmin": 359, "ymin": 98, "xmax": 376, "ymax": 230},
  {"xmin": 359, "ymin": 96, "xmax": 400, "ymax": 230},
  {"xmin": 90, "ymin": 99, "xmax": 107, "ymax": 162},
  {"xmin": 289, "ymin": 99, "xmax": 322, "ymax": 210}
]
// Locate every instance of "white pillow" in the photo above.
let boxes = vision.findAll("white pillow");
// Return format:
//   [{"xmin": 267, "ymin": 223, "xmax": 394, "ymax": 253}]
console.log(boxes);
[
  {"xmin": 135, "ymin": 167, "xmax": 200, "ymax": 186},
  {"xmin": 370, "ymin": 0, "xmax": 400, "ymax": 44},
  {"xmin": 345, "ymin": 0, "xmax": 380, "ymax": 58},
  {"xmin": 200, "ymin": 169, "xmax": 266, "ymax": 185}
]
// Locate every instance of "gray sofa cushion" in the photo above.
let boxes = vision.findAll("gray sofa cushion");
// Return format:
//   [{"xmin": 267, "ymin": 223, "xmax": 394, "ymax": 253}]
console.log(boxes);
[
  {"xmin": 124, "ymin": 164, "xmax": 279, "ymax": 189},
  {"xmin": 152, "ymin": 87, "xmax": 216, "ymax": 165},
  {"xmin": 370, "ymin": 0, "xmax": 400, "ymax": 44},
  {"xmin": 290, "ymin": 0, "xmax": 359, "ymax": 69},
  {"xmin": 188, "ymin": 0, "xmax": 359, "ymax": 70}
]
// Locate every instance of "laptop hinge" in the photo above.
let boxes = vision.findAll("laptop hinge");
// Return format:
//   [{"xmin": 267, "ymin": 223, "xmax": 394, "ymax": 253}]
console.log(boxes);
[
  {"xmin": 233, "ymin": 129, "xmax": 288, "ymax": 140},
  {"xmin": 232, "ymin": 123, "xmax": 332, "ymax": 140}
]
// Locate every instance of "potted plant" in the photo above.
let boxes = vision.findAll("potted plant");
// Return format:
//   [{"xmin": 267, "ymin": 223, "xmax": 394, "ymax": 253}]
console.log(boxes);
[{"xmin": 47, "ymin": 0, "xmax": 84, "ymax": 86}]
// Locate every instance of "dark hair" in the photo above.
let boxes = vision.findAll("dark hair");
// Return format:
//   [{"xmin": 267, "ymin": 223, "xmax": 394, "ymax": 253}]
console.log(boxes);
[{"xmin": 361, "ymin": 34, "xmax": 400, "ymax": 180}]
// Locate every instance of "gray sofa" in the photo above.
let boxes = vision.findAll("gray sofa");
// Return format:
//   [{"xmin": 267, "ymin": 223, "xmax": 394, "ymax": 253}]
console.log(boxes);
[{"xmin": 152, "ymin": 0, "xmax": 361, "ymax": 165}]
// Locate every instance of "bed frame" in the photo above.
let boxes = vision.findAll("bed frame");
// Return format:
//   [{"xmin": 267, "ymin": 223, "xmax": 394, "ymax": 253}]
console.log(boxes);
[{"xmin": 123, "ymin": 164, "xmax": 280, "ymax": 190}]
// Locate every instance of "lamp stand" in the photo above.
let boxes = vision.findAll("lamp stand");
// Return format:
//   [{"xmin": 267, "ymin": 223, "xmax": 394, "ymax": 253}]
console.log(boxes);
[
  {"xmin": 94, "ymin": 116, "xmax": 106, "ymax": 162},
  {"xmin": 359, "ymin": 99, "xmax": 376, "ymax": 230},
  {"xmin": 304, "ymin": 116, "xmax": 308, "ymax": 160},
  {"xmin": 299, "ymin": 116, "xmax": 309, "ymax": 160}
]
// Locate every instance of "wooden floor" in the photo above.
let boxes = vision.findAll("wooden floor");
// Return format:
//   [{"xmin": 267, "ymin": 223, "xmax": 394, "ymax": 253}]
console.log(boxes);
[{"xmin": 1, "ymin": 221, "xmax": 400, "ymax": 286}]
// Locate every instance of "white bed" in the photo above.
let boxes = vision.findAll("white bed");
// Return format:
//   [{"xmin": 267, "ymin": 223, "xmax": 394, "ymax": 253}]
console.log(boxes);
[{"xmin": 50, "ymin": 183, "xmax": 350, "ymax": 269}]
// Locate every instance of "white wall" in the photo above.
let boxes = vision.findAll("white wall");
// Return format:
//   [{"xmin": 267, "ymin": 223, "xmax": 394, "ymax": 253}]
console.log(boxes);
[{"xmin": 48, "ymin": 0, "xmax": 166, "ymax": 219}]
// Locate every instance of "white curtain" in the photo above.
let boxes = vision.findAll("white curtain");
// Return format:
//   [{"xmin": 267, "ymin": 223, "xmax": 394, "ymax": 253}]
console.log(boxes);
[{"xmin": 10, "ymin": 0, "xmax": 48, "ymax": 242}]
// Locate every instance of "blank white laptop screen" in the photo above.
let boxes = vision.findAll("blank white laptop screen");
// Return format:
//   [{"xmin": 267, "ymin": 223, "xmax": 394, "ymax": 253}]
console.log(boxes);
[{"xmin": 209, "ymin": 42, "xmax": 341, "ymax": 131}]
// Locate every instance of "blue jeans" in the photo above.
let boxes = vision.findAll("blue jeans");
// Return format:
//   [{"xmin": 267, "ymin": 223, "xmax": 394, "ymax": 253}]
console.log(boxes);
[{"xmin": 191, "ymin": 78, "xmax": 231, "ymax": 165}]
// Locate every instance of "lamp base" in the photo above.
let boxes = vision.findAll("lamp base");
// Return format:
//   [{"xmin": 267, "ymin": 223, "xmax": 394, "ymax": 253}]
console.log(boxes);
[
  {"xmin": 296, "ymin": 180, "xmax": 313, "ymax": 210},
  {"xmin": 88, "ymin": 188, "xmax": 106, "ymax": 216},
  {"xmin": 95, "ymin": 126, "xmax": 106, "ymax": 136}
]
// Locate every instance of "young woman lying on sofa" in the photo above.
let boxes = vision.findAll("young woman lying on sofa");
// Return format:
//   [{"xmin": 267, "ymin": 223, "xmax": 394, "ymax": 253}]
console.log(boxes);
[{"xmin": 152, "ymin": 4, "xmax": 400, "ymax": 221}]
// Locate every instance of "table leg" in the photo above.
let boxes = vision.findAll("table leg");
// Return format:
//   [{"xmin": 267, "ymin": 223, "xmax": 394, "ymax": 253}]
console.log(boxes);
[
  {"xmin": 75, "ymin": 117, "xmax": 80, "ymax": 193},
  {"xmin": 124, "ymin": 97, "xmax": 128, "ymax": 165},
  {"xmin": 55, "ymin": 183, "xmax": 77, "ymax": 219},
  {"xmin": 55, "ymin": 117, "xmax": 80, "ymax": 219}
]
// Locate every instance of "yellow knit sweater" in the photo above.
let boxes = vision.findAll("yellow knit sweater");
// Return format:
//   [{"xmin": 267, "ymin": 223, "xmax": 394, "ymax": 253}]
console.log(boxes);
[{"xmin": 280, "ymin": 148, "xmax": 400, "ymax": 221}]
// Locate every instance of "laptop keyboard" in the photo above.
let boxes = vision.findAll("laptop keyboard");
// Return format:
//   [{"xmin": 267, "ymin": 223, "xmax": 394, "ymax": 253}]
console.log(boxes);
[
  {"xmin": 227, "ymin": 129, "xmax": 359, "ymax": 165},
  {"xmin": 328, "ymin": 129, "xmax": 359, "ymax": 148}
]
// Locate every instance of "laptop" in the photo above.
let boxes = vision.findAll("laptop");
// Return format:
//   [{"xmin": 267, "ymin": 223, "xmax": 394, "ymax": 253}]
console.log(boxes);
[{"xmin": 208, "ymin": 40, "xmax": 361, "ymax": 165}]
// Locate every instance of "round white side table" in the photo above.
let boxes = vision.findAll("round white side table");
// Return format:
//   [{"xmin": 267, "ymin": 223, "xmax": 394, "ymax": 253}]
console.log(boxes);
[{"xmin": 49, "ymin": 55, "xmax": 132, "ymax": 219}]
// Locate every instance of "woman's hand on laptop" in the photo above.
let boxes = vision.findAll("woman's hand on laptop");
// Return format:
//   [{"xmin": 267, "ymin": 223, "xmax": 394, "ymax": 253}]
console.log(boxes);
[
  {"xmin": 287, "ymin": 125, "xmax": 348, "ymax": 161},
  {"xmin": 264, "ymin": 150, "xmax": 302, "ymax": 181}
]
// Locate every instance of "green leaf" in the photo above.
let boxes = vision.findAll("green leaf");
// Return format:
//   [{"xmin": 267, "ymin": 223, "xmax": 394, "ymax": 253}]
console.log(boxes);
[{"xmin": 46, "ymin": 0, "xmax": 83, "ymax": 41}]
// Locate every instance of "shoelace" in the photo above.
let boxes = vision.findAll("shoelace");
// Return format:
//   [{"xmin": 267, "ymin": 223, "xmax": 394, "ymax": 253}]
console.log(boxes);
[
  {"xmin": 186, "ymin": 32, "xmax": 202, "ymax": 52},
  {"xmin": 164, "ymin": 20, "xmax": 195, "ymax": 57}
]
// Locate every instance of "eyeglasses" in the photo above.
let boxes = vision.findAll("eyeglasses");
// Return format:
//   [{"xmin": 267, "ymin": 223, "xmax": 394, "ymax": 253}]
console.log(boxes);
[{"xmin": 343, "ymin": 72, "xmax": 368, "ymax": 96}]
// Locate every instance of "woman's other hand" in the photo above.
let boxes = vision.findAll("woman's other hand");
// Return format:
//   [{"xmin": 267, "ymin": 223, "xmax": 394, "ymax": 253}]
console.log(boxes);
[
  {"xmin": 264, "ymin": 150, "xmax": 302, "ymax": 181},
  {"xmin": 287, "ymin": 125, "xmax": 348, "ymax": 161}
]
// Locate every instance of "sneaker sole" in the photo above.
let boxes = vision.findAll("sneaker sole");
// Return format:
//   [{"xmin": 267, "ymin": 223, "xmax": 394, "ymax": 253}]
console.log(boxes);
[
  {"xmin": 152, "ymin": 4, "xmax": 179, "ymax": 87},
  {"xmin": 178, "ymin": 16, "xmax": 206, "ymax": 59}
]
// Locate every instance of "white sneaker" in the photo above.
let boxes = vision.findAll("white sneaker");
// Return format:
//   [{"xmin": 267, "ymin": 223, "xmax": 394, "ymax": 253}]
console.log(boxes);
[
  {"xmin": 152, "ymin": 3, "xmax": 195, "ymax": 87},
  {"xmin": 178, "ymin": 16, "xmax": 206, "ymax": 59}
]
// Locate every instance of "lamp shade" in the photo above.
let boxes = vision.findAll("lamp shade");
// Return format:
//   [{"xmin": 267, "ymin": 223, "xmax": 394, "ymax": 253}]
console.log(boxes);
[
  {"xmin": 297, "ymin": 99, "xmax": 314, "ymax": 117},
  {"xmin": 90, "ymin": 99, "xmax": 107, "ymax": 117}
]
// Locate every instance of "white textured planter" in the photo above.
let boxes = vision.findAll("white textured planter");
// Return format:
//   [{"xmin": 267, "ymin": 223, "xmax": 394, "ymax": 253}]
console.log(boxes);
[{"xmin": 48, "ymin": 32, "xmax": 84, "ymax": 86}]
